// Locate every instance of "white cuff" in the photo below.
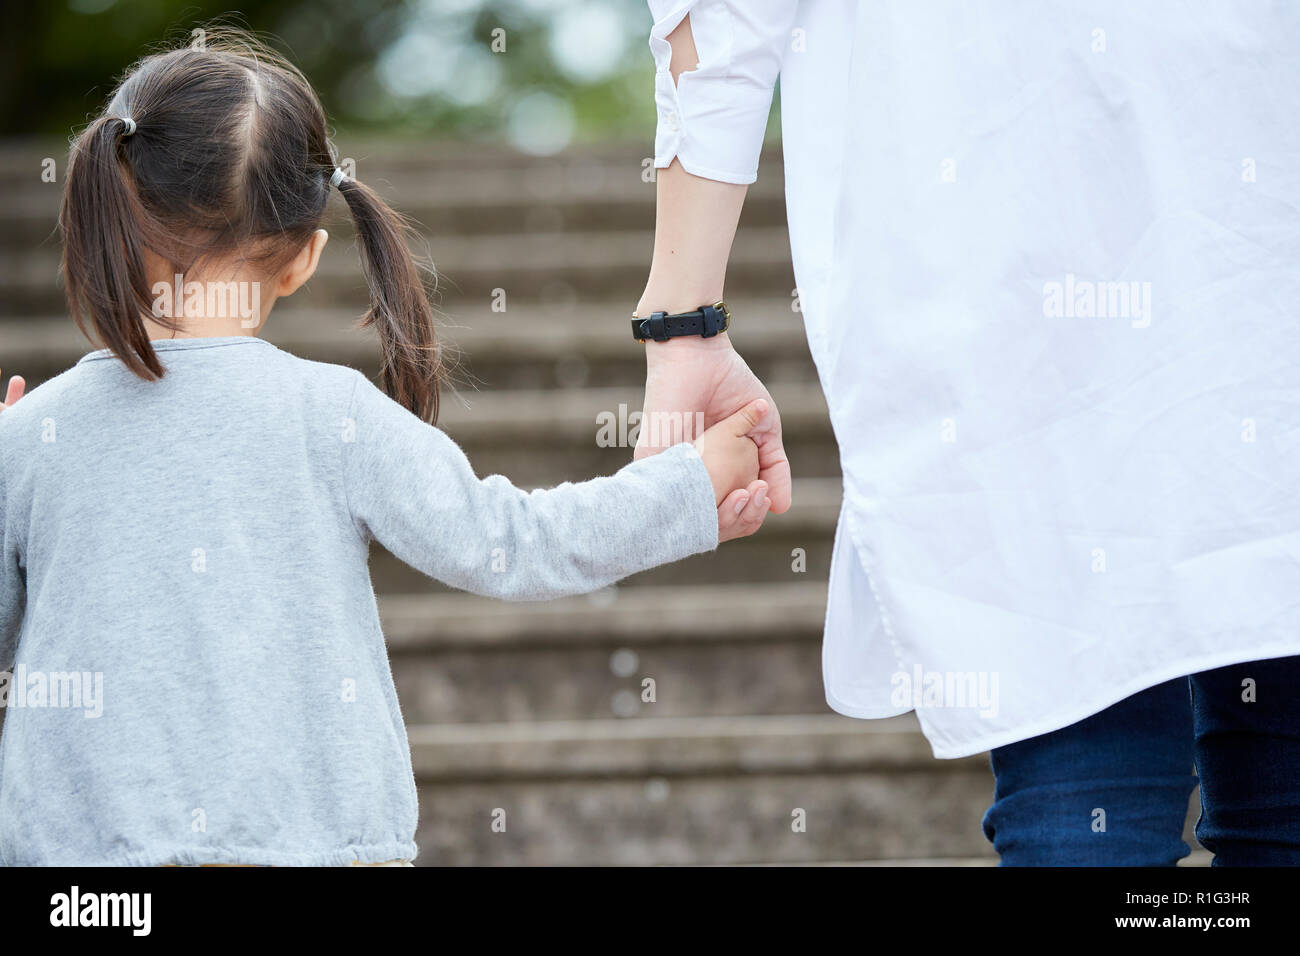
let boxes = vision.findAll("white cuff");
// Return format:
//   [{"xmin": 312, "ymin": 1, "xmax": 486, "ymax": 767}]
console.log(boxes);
[{"xmin": 647, "ymin": 1, "xmax": 777, "ymax": 186}]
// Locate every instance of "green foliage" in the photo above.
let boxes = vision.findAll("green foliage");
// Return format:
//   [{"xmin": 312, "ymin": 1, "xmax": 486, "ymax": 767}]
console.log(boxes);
[{"xmin": 3, "ymin": 0, "xmax": 668, "ymax": 146}]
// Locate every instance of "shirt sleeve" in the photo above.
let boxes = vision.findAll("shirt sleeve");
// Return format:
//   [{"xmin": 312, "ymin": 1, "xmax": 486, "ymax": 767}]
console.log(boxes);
[
  {"xmin": 648, "ymin": 0, "xmax": 800, "ymax": 185},
  {"xmin": 341, "ymin": 373, "xmax": 719, "ymax": 602}
]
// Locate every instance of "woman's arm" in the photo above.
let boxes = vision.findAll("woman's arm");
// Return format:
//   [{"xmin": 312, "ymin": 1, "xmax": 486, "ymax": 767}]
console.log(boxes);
[
  {"xmin": 636, "ymin": 17, "xmax": 749, "ymax": 316},
  {"xmin": 633, "ymin": 4, "xmax": 798, "ymax": 513},
  {"xmin": 636, "ymin": 158, "xmax": 747, "ymax": 318}
]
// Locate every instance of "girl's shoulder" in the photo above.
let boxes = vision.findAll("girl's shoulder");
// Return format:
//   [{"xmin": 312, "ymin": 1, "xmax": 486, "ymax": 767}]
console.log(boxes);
[
  {"xmin": 0, "ymin": 363, "xmax": 78, "ymax": 435},
  {"xmin": 271, "ymin": 349, "xmax": 373, "ymax": 412},
  {"xmin": 0, "ymin": 344, "xmax": 369, "ymax": 448}
]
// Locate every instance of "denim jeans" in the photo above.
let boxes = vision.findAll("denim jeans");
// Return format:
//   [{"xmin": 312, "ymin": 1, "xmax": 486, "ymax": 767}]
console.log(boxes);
[{"xmin": 982, "ymin": 655, "xmax": 1300, "ymax": 865}]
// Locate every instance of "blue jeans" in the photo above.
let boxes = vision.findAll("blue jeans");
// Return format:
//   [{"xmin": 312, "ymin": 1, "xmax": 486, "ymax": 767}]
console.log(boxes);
[{"xmin": 982, "ymin": 654, "xmax": 1300, "ymax": 865}]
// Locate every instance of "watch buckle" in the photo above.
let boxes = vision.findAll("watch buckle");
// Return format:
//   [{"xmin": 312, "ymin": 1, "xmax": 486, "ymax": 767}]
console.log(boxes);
[{"xmin": 708, "ymin": 301, "xmax": 730, "ymax": 336}]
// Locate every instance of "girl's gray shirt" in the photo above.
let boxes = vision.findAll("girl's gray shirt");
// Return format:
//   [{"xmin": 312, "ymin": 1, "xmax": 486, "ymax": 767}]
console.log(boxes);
[{"xmin": 0, "ymin": 337, "xmax": 718, "ymax": 865}]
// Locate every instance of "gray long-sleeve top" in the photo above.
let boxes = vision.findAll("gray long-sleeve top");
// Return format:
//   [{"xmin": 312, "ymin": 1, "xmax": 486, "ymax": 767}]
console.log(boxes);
[{"xmin": 0, "ymin": 337, "xmax": 718, "ymax": 865}]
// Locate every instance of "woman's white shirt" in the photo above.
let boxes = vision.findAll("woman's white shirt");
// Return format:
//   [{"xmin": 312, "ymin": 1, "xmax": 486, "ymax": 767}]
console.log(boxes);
[{"xmin": 649, "ymin": 0, "xmax": 1300, "ymax": 756}]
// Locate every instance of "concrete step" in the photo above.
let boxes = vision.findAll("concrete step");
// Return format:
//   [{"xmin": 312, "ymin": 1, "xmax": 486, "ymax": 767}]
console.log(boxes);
[
  {"xmin": 382, "ymin": 580, "xmax": 830, "ymax": 651},
  {"xmin": 0, "ymin": 171, "xmax": 788, "ymax": 246},
  {"xmin": 0, "ymin": 298, "xmax": 821, "ymax": 392},
  {"xmin": 0, "ymin": 140, "xmax": 788, "ymax": 245},
  {"xmin": 0, "ymin": 226, "xmax": 798, "ymax": 315},
  {"xmin": 406, "ymin": 713, "xmax": 1204, "ymax": 865},
  {"xmin": 408, "ymin": 713, "xmax": 999, "ymax": 865},
  {"xmin": 0, "ymin": 139, "xmax": 789, "ymax": 187},
  {"xmin": 384, "ymin": 580, "xmax": 830, "ymax": 723}
]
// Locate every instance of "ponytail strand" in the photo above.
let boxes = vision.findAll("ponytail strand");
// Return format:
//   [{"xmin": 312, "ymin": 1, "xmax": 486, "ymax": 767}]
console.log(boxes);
[
  {"xmin": 336, "ymin": 176, "xmax": 440, "ymax": 424},
  {"xmin": 59, "ymin": 115, "xmax": 170, "ymax": 380}
]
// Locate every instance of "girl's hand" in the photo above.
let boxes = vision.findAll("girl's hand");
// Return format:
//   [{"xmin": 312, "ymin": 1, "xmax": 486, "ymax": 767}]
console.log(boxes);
[
  {"xmin": 693, "ymin": 398, "xmax": 771, "ymax": 541},
  {"xmin": 693, "ymin": 398, "xmax": 765, "ymax": 504},
  {"xmin": 717, "ymin": 479, "xmax": 771, "ymax": 543},
  {"xmin": 0, "ymin": 371, "xmax": 24, "ymax": 412}
]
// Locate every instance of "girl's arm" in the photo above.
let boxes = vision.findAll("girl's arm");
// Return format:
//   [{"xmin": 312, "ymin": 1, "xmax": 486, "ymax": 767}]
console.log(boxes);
[{"xmin": 341, "ymin": 372, "xmax": 766, "ymax": 602}]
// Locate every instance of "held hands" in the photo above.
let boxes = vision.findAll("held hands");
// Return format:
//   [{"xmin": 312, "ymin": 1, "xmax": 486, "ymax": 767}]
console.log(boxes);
[
  {"xmin": 638, "ymin": 336, "xmax": 791, "ymax": 543},
  {"xmin": 0, "ymin": 370, "xmax": 24, "ymax": 412},
  {"xmin": 693, "ymin": 398, "xmax": 771, "ymax": 543}
]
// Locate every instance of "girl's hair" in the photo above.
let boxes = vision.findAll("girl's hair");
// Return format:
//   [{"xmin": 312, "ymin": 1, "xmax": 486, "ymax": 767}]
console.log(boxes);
[{"xmin": 58, "ymin": 29, "xmax": 440, "ymax": 423}]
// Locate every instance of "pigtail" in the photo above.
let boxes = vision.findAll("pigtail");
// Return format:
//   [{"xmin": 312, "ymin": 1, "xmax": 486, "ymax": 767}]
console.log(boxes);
[
  {"xmin": 59, "ymin": 115, "xmax": 167, "ymax": 380},
  {"xmin": 336, "ymin": 177, "xmax": 441, "ymax": 424}
]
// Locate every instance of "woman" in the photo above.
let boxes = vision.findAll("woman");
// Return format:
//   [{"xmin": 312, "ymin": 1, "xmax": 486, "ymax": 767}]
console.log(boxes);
[{"xmin": 632, "ymin": 0, "xmax": 1300, "ymax": 865}]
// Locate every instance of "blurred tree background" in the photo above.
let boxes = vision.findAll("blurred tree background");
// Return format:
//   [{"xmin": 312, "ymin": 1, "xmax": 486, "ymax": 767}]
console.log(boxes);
[{"xmin": 0, "ymin": 0, "xmax": 692, "ymax": 150}]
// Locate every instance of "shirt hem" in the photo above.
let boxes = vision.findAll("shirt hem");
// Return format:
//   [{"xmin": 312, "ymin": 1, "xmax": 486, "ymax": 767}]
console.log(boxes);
[
  {"xmin": 93, "ymin": 840, "xmax": 420, "ymax": 868},
  {"xmin": 831, "ymin": 641, "xmax": 1300, "ymax": 761},
  {"xmin": 825, "ymin": 688, "xmax": 911, "ymax": 721}
]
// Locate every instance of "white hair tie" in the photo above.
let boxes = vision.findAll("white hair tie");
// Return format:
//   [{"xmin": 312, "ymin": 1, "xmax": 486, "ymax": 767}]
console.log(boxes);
[
  {"xmin": 329, "ymin": 167, "xmax": 348, "ymax": 189},
  {"xmin": 121, "ymin": 117, "xmax": 137, "ymax": 137}
]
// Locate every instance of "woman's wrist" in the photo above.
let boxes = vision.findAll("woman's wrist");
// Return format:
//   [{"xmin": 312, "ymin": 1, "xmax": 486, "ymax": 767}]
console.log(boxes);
[
  {"xmin": 642, "ymin": 330, "xmax": 733, "ymax": 361},
  {"xmin": 635, "ymin": 285, "xmax": 723, "ymax": 318},
  {"xmin": 637, "ymin": 290, "xmax": 738, "ymax": 361},
  {"xmin": 635, "ymin": 286, "xmax": 735, "ymax": 360}
]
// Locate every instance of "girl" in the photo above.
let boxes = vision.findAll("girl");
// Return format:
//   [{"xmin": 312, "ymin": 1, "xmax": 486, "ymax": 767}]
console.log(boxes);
[{"xmin": 0, "ymin": 31, "xmax": 771, "ymax": 866}]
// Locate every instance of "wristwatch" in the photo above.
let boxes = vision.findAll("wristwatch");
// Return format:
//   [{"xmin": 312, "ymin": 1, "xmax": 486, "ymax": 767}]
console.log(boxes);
[{"xmin": 631, "ymin": 301, "xmax": 731, "ymax": 342}]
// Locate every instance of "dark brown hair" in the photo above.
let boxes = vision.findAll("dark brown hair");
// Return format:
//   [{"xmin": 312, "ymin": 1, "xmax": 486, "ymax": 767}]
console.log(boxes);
[{"xmin": 58, "ymin": 29, "xmax": 440, "ymax": 422}]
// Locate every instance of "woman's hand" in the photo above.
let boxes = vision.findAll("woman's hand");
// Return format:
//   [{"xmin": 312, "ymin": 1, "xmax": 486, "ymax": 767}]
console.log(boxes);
[
  {"xmin": 0, "ymin": 371, "xmax": 24, "ymax": 412},
  {"xmin": 638, "ymin": 337, "xmax": 792, "ymax": 513}
]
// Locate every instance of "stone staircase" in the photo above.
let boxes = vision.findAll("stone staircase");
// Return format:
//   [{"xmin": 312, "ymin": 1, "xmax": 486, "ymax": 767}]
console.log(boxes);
[{"xmin": 0, "ymin": 139, "xmax": 1009, "ymax": 864}]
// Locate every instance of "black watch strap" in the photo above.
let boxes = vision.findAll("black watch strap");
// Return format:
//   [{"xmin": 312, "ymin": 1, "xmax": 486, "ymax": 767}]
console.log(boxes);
[{"xmin": 632, "ymin": 302, "xmax": 730, "ymax": 342}]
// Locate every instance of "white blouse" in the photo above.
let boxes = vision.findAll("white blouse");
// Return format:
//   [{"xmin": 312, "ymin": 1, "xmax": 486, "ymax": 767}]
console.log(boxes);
[{"xmin": 648, "ymin": 0, "xmax": 1300, "ymax": 757}]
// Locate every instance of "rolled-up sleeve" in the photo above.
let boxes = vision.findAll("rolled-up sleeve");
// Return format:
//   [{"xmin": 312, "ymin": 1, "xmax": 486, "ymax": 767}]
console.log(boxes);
[{"xmin": 649, "ymin": 0, "xmax": 799, "ymax": 184}]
